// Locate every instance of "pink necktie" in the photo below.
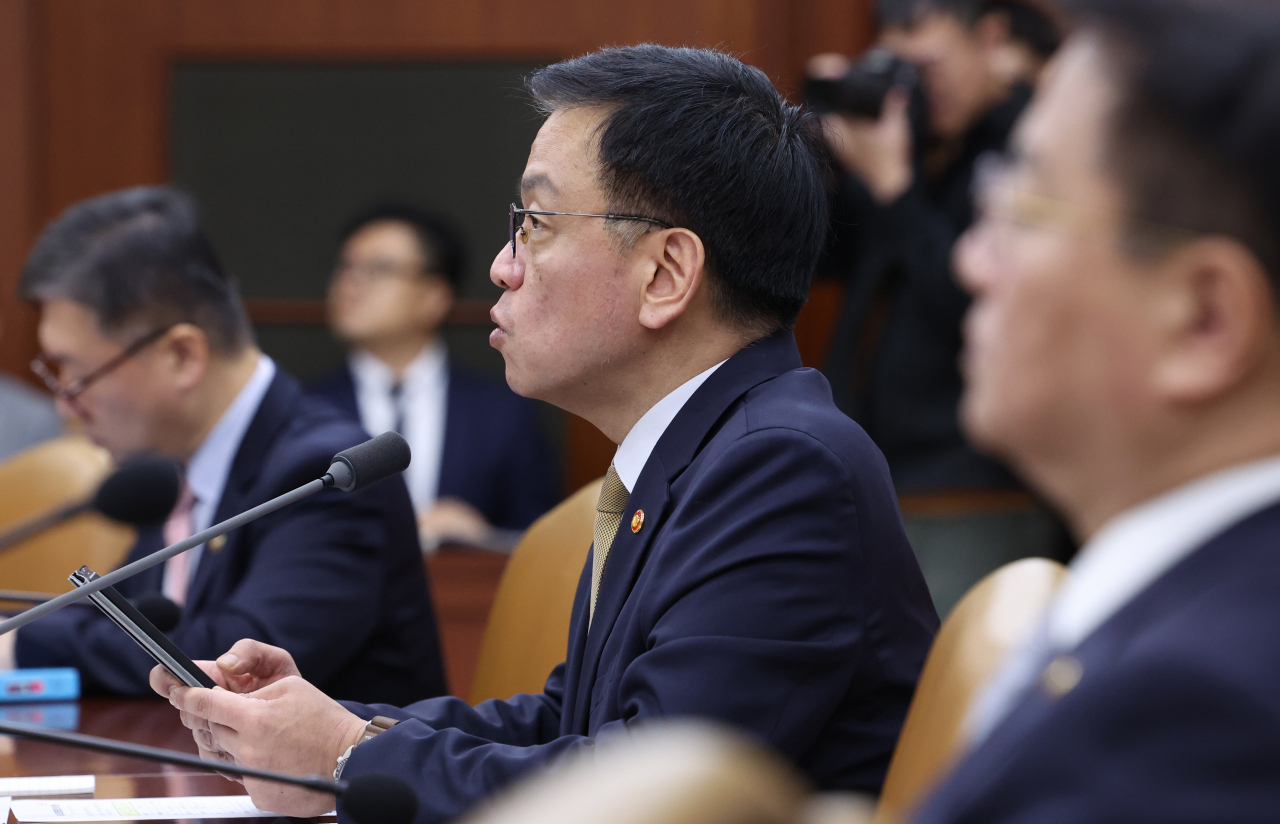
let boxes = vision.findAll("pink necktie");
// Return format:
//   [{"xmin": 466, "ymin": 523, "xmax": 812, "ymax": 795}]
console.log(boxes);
[{"xmin": 161, "ymin": 484, "xmax": 198, "ymax": 606}]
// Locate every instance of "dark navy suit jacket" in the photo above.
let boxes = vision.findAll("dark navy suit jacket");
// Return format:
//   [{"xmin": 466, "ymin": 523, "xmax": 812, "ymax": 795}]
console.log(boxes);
[
  {"xmin": 913, "ymin": 500, "xmax": 1280, "ymax": 824},
  {"xmin": 338, "ymin": 331, "xmax": 939, "ymax": 824},
  {"xmin": 308, "ymin": 362, "xmax": 557, "ymax": 530},
  {"xmin": 17, "ymin": 371, "xmax": 448, "ymax": 707}
]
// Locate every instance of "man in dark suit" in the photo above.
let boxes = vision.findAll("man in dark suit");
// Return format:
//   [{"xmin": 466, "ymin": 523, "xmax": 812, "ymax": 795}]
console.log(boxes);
[
  {"xmin": 909, "ymin": 0, "xmax": 1280, "ymax": 820},
  {"xmin": 309, "ymin": 204, "xmax": 557, "ymax": 545},
  {"xmin": 157, "ymin": 45, "xmax": 939, "ymax": 822},
  {"xmin": 9, "ymin": 187, "xmax": 446, "ymax": 706}
]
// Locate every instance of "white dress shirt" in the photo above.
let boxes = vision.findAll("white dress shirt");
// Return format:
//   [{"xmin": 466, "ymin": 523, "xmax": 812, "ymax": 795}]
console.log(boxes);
[
  {"xmin": 967, "ymin": 450, "xmax": 1280, "ymax": 741},
  {"xmin": 348, "ymin": 343, "xmax": 448, "ymax": 511},
  {"xmin": 163, "ymin": 355, "xmax": 277, "ymax": 594},
  {"xmin": 612, "ymin": 359, "xmax": 727, "ymax": 492}
]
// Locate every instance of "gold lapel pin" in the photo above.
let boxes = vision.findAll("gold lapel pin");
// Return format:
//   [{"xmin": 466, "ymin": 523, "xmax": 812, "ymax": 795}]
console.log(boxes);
[
  {"xmin": 208, "ymin": 534, "xmax": 227, "ymax": 554},
  {"xmin": 630, "ymin": 510, "xmax": 645, "ymax": 534},
  {"xmin": 1040, "ymin": 654, "xmax": 1083, "ymax": 698}
]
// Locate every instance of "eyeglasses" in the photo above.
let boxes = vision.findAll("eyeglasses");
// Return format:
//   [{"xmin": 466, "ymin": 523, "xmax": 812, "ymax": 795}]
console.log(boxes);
[
  {"xmin": 971, "ymin": 151, "xmax": 1196, "ymax": 251},
  {"xmin": 509, "ymin": 203, "xmax": 673, "ymax": 257},
  {"xmin": 331, "ymin": 259, "xmax": 434, "ymax": 283},
  {"xmin": 31, "ymin": 325, "xmax": 174, "ymax": 406}
]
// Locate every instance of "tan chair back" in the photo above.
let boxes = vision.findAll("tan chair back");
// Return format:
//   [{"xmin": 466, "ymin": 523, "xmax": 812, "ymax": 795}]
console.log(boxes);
[
  {"xmin": 460, "ymin": 721, "xmax": 810, "ymax": 824},
  {"xmin": 0, "ymin": 436, "xmax": 135, "ymax": 595},
  {"xmin": 469, "ymin": 477, "xmax": 603, "ymax": 704},
  {"xmin": 873, "ymin": 557, "xmax": 1067, "ymax": 823}
]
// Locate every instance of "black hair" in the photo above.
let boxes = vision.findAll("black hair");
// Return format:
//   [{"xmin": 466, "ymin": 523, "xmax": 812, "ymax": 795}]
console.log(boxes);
[
  {"xmin": 879, "ymin": 0, "xmax": 983, "ymax": 28},
  {"xmin": 1060, "ymin": 0, "xmax": 1280, "ymax": 285},
  {"xmin": 880, "ymin": 0, "xmax": 1061, "ymax": 52},
  {"xmin": 527, "ymin": 45, "xmax": 829, "ymax": 332},
  {"xmin": 19, "ymin": 186, "xmax": 253, "ymax": 354},
  {"xmin": 986, "ymin": 0, "xmax": 1063, "ymax": 57},
  {"xmin": 338, "ymin": 202, "xmax": 467, "ymax": 291}
]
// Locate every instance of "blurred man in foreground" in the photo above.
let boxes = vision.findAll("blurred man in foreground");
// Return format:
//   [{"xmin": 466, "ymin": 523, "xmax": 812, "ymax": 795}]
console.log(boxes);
[
  {"xmin": 311, "ymin": 203, "xmax": 557, "ymax": 550},
  {"xmin": 916, "ymin": 0, "xmax": 1280, "ymax": 819},
  {"xmin": 811, "ymin": 0, "xmax": 1066, "ymax": 616},
  {"xmin": 158, "ymin": 45, "xmax": 938, "ymax": 823},
  {"xmin": 10, "ymin": 188, "xmax": 446, "ymax": 705}
]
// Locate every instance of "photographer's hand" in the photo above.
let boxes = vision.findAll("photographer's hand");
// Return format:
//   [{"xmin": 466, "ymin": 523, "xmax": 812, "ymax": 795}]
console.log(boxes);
[{"xmin": 821, "ymin": 87, "xmax": 914, "ymax": 204}]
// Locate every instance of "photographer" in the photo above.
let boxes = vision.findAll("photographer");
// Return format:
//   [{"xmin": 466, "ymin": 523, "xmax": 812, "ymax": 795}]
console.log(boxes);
[{"xmin": 810, "ymin": 0, "xmax": 1061, "ymax": 614}]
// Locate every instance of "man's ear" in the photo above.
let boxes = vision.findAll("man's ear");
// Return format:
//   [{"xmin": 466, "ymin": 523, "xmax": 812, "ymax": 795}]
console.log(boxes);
[
  {"xmin": 637, "ymin": 228, "xmax": 706, "ymax": 330},
  {"xmin": 162, "ymin": 323, "xmax": 212, "ymax": 393},
  {"xmin": 1150, "ymin": 237, "xmax": 1275, "ymax": 403}
]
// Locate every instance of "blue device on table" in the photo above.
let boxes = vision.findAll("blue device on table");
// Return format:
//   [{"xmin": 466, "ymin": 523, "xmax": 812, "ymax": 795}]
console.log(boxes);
[{"xmin": 0, "ymin": 667, "xmax": 80, "ymax": 703}]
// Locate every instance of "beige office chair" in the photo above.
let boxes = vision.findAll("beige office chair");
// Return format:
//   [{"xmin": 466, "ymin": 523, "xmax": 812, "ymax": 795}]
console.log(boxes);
[
  {"xmin": 468, "ymin": 477, "xmax": 603, "ymax": 705},
  {"xmin": 460, "ymin": 720, "xmax": 811, "ymax": 824},
  {"xmin": 0, "ymin": 435, "xmax": 135, "ymax": 596},
  {"xmin": 871, "ymin": 556, "xmax": 1067, "ymax": 824}
]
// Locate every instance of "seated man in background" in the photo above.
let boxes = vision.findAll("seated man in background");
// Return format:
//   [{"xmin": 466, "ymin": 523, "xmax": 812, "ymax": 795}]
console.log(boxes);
[
  {"xmin": 160, "ymin": 45, "xmax": 939, "ymax": 822},
  {"xmin": 916, "ymin": 0, "xmax": 1280, "ymax": 819},
  {"xmin": 7, "ymin": 187, "xmax": 446, "ymax": 705},
  {"xmin": 810, "ymin": 0, "xmax": 1066, "ymax": 615},
  {"xmin": 310, "ymin": 203, "xmax": 558, "ymax": 549}
]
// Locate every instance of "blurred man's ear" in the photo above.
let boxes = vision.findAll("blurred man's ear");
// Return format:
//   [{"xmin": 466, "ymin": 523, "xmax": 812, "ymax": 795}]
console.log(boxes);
[
  {"xmin": 1150, "ymin": 237, "xmax": 1277, "ymax": 403},
  {"xmin": 161, "ymin": 323, "xmax": 212, "ymax": 393}
]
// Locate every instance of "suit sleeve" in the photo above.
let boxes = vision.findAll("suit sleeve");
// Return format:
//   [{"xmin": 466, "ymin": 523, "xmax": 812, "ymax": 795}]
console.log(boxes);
[
  {"xmin": 16, "ymin": 484, "xmax": 395, "ymax": 697},
  {"xmin": 338, "ymin": 427, "xmax": 871, "ymax": 824}
]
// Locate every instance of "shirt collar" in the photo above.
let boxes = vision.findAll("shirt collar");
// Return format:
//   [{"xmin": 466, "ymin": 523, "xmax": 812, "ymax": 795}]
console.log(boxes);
[
  {"xmin": 349, "ymin": 341, "xmax": 447, "ymax": 394},
  {"xmin": 184, "ymin": 355, "xmax": 276, "ymax": 508},
  {"xmin": 1048, "ymin": 450, "xmax": 1280, "ymax": 649},
  {"xmin": 612, "ymin": 359, "xmax": 727, "ymax": 492}
]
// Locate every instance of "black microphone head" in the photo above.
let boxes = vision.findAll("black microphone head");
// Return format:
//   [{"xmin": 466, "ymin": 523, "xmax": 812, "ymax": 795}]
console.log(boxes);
[
  {"xmin": 91, "ymin": 456, "xmax": 182, "ymax": 527},
  {"xmin": 325, "ymin": 432, "xmax": 411, "ymax": 493},
  {"xmin": 132, "ymin": 595, "xmax": 181, "ymax": 632},
  {"xmin": 340, "ymin": 773, "xmax": 418, "ymax": 824}
]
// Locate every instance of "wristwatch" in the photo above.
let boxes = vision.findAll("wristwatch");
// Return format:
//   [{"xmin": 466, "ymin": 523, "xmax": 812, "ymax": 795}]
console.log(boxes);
[{"xmin": 334, "ymin": 715, "xmax": 400, "ymax": 779}]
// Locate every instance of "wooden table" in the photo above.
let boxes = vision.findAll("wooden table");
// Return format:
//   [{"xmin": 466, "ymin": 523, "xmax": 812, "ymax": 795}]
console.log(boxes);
[{"xmin": 0, "ymin": 698, "xmax": 330, "ymax": 823}]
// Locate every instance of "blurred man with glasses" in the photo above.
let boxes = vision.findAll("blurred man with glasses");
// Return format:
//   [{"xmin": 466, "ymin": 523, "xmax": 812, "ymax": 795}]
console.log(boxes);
[
  {"xmin": 913, "ymin": 0, "xmax": 1280, "ymax": 818},
  {"xmin": 310, "ymin": 203, "xmax": 557, "ymax": 551},
  {"xmin": 6, "ymin": 187, "xmax": 447, "ymax": 706}
]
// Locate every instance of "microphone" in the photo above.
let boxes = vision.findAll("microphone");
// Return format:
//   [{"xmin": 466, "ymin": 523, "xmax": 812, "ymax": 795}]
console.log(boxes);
[
  {"xmin": 0, "ymin": 432, "xmax": 412, "ymax": 637},
  {"xmin": 0, "ymin": 456, "xmax": 181, "ymax": 554},
  {"xmin": 325, "ymin": 431, "xmax": 414, "ymax": 493},
  {"xmin": 0, "ymin": 718, "xmax": 418, "ymax": 824}
]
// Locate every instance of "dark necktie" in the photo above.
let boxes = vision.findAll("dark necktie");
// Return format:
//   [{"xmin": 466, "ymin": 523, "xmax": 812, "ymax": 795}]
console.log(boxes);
[{"xmin": 389, "ymin": 380, "xmax": 406, "ymax": 435}]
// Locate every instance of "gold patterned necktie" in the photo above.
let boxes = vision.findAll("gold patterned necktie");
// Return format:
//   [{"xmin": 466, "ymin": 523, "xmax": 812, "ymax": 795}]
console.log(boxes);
[{"xmin": 590, "ymin": 464, "xmax": 630, "ymax": 626}]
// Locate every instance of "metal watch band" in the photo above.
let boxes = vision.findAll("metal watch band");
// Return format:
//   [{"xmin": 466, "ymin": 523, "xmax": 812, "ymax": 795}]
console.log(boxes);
[{"xmin": 334, "ymin": 716, "xmax": 400, "ymax": 779}]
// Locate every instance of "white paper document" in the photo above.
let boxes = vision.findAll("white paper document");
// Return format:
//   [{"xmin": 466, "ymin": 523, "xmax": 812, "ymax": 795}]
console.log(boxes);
[
  {"xmin": 0, "ymin": 796, "xmax": 11, "ymax": 822},
  {"xmin": 0, "ymin": 776, "xmax": 95, "ymax": 798},
  {"xmin": 11, "ymin": 794, "xmax": 336, "ymax": 822}
]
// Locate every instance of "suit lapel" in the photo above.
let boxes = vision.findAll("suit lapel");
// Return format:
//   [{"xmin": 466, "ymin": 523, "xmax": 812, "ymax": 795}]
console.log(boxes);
[
  {"xmin": 331, "ymin": 365, "xmax": 361, "ymax": 420},
  {"xmin": 436, "ymin": 367, "xmax": 467, "ymax": 500},
  {"xmin": 184, "ymin": 373, "xmax": 298, "ymax": 613},
  {"xmin": 569, "ymin": 462, "xmax": 670, "ymax": 731},
  {"xmin": 566, "ymin": 331, "xmax": 804, "ymax": 731}
]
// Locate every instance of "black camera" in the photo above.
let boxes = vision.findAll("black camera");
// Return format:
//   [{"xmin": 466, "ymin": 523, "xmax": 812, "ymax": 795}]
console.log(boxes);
[{"xmin": 804, "ymin": 48, "xmax": 921, "ymax": 120}]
